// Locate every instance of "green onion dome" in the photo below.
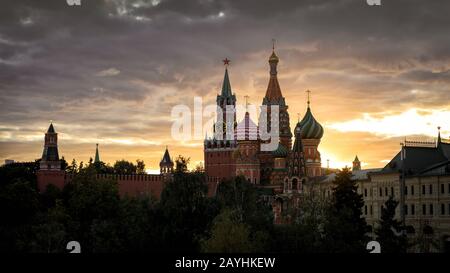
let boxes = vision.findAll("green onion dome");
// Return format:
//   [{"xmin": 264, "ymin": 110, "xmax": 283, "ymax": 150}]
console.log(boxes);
[
  {"xmin": 297, "ymin": 106, "xmax": 323, "ymax": 139},
  {"xmin": 272, "ymin": 142, "xmax": 289, "ymax": 158}
]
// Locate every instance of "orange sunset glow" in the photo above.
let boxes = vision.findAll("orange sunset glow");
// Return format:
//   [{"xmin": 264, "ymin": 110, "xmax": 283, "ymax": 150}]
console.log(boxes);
[{"xmin": 1, "ymin": 0, "xmax": 449, "ymax": 173}]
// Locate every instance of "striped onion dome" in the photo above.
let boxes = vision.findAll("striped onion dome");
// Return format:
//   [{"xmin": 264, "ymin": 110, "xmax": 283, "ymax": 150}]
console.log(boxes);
[
  {"xmin": 235, "ymin": 112, "xmax": 259, "ymax": 141},
  {"xmin": 272, "ymin": 142, "xmax": 289, "ymax": 158},
  {"xmin": 296, "ymin": 106, "xmax": 324, "ymax": 139}
]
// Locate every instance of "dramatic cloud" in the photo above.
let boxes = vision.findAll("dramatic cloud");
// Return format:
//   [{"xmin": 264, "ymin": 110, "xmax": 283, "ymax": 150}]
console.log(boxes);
[{"xmin": 0, "ymin": 0, "xmax": 449, "ymax": 170}]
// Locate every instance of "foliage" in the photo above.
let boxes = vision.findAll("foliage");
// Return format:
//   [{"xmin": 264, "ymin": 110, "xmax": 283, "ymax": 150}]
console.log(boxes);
[
  {"xmin": 375, "ymin": 196, "xmax": 407, "ymax": 253},
  {"xmin": 322, "ymin": 167, "xmax": 370, "ymax": 252},
  {"xmin": 201, "ymin": 209, "xmax": 261, "ymax": 253},
  {"xmin": 175, "ymin": 155, "xmax": 190, "ymax": 173}
]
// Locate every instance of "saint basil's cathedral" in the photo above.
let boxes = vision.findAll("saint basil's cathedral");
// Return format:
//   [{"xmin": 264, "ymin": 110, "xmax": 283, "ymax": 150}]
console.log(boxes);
[{"xmin": 204, "ymin": 47, "xmax": 324, "ymax": 197}]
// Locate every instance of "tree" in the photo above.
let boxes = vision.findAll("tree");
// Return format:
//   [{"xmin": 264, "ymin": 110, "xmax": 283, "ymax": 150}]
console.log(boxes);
[
  {"xmin": 322, "ymin": 167, "xmax": 370, "ymax": 252},
  {"xmin": 270, "ymin": 187, "xmax": 329, "ymax": 253},
  {"xmin": 375, "ymin": 196, "xmax": 407, "ymax": 253},
  {"xmin": 0, "ymin": 179, "xmax": 40, "ymax": 252},
  {"xmin": 66, "ymin": 159, "xmax": 78, "ymax": 174},
  {"xmin": 30, "ymin": 200, "xmax": 68, "ymax": 253},
  {"xmin": 216, "ymin": 176, "xmax": 273, "ymax": 232},
  {"xmin": 175, "ymin": 155, "xmax": 190, "ymax": 173},
  {"xmin": 0, "ymin": 162, "xmax": 38, "ymax": 188},
  {"xmin": 113, "ymin": 160, "xmax": 137, "ymax": 175},
  {"xmin": 61, "ymin": 156, "xmax": 68, "ymax": 170},
  {"xmin": 193, "ymin": 162, "xmax": 205, "ymax": 173},
  {"xmin": 136, "ymin": 159, "xmax": 146, "ymax": 174},
  {"xmin": 158, "ymin": 171, "xmax": 219, "ymax": 252},
  {"xmin": 65, "ymin": 171, "xmax": 121, "ymax": 252},
  {"xmin": 201, "ymin": 209, "xmax": 258, "ymax": 253}
]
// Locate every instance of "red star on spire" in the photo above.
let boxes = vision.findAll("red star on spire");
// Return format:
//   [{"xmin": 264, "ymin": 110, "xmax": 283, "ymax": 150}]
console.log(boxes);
[{"xmin": 222, "ymin": 58, "xmax": 230, "ymax": 66}]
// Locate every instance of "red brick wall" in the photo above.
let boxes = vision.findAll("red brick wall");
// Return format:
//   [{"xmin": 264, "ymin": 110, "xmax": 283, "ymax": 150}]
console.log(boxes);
[
  {"xmin": 37, "ymin": 170, "xmax": 66, "ymax": 192},
  {"xmin": 205, "ymin": 149, "xmax": 236, "ymax": 180},
  {"xmin": 38, "ymin": 171, "xmax": 221, "ymax": 200}
]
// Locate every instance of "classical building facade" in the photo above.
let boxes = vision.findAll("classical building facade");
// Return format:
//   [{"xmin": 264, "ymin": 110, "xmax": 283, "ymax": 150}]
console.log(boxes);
[{"xmin": 309, "ymin": 134, "xmax": 450, "ymax": 251}]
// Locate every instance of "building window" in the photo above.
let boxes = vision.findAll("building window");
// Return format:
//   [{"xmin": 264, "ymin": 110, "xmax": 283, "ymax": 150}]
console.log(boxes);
[
  {"xmin": 448, "ymin": 184, "xmax": 450, "ymax": 194},
  {"xmin": 385, "ymin": 187, "xmax": 388, "ymax": 196},
  {"xmin": 379, "ymin": 188, "xmax": 382, "ymax": 197},
  {"xmin": 391, "ymin": 187, "xmax": 394, "ymax": 196},
  {"xmin": 370, "ymin": 205, "xmax": 373, "ymax": 215},
  {"xmin": 422, "ymin": 185, "xmax": 426, "ymax": 195},
  {"xmin": 411, "ymin": 204, "xmax": 415, "ymax": 215},
  {"xmin": 404, "ymin": 186, "xmax": 408, "ymax": 195},
  {"xmin": 422, "ymin": 204, "xmax": 426, "ymax": 215},
  {"xmin": 441, "ymin": 184, "xmax": 445, "ymax": 194},
  {"xmin": 429, "ymin": 185, "xmax": 433, "ymax": 195},
  {"xmin": 449, "ymin": 204, "xmax": 450, "ymax": 215},
  {"xmin": 364, "ymin": 188, "xmax": 368, "ymax": 197},
  {"xmin": 404, "ymin": 205, "xmax": 408, "ymax": 215},
  {"xmin": 441, "ymin": 204, "xmax": 445, "ymax": 215},
  {"xmin": 411, "ymin": 185, "xmax": 414, "ymax": 196},
  {"xmin": 429, "ymin": 204, "xmax": 434, "ymax": 215},
  {"xmin": 364, "ymin": 205, "xmax": 368, "ymax": 215}
]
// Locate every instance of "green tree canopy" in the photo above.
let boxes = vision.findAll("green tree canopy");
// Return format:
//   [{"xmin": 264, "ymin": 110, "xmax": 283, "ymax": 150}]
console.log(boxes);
[
  {"xmin": 375, "ymin": 195, "xmax": 407, "ymax": 253},
  {"xmin": 322, "ymin": 167, "xmax": 370, "ymax": 252}
]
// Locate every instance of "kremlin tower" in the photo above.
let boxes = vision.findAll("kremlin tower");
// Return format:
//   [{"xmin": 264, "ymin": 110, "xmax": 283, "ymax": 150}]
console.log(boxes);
[
  {"xmin": 37, "ymin": 123, "xmax": 65, "ymax": 191},
  {"xmin": 204, "ymin": 59, "xmax": 238, "ymax": 180}
]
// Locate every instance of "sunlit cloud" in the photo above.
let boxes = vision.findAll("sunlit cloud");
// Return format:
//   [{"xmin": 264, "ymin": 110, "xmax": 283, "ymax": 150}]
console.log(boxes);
[
  {"xmin": 96, "ymin": 68, "xmax": 121, "ymax": 77},
  {"xmin": 327, "ymin": 108, "xmax": 450, "ymax": 138}
]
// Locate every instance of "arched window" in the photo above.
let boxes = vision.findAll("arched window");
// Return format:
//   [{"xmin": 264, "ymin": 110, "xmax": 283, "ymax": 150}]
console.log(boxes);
[{"xmin": 292, "ymin": 178, "xmax": 298, "ymax": 191}]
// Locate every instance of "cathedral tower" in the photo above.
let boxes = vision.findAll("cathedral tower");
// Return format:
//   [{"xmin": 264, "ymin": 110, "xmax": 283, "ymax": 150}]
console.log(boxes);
[
  {"xmin": 297, "ymin": 91, "xmax": 324, "ymax": 177},
  {"xmin": 234, "ymin": 105, "xmax": 260, "ymax": 184},
  {"xmin": 285, "ymin": 122, "xmax": 307, "ymax": 193},
  {"xmin": 259, "ymin": 46, "xmax": 292, "ymax": 150},
  {"xmin": 258, "ymin": 45, "xmax": 292, "ymax": 184}
]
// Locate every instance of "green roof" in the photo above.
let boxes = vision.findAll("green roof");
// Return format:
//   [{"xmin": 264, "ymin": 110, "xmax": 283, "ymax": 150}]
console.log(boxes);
[
  {"xmin": 272, "ymin": 143, "xmax": 289, "ymax": 158},
  {"xmin": 94, "ymin": 144, "xmax": 100, "ymax": 163},
  {"xmin": 297, "ymin": 106, "xmax": 323, "ymax": 139},
  {"xmin": 221, "ymin": 68, "xmax": 233, "ymax": 97}
]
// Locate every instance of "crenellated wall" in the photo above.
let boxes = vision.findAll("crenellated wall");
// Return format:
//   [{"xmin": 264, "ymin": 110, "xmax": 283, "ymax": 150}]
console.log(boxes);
[{"xmin": 37, "ymin": 170, "xmax": 222, "ymax": 199}]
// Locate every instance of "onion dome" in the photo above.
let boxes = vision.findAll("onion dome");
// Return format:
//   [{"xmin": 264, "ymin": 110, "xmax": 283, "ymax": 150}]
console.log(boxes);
[
  {"xmin": 269, "ymin": 51, "xmax": 279, "ymax": 63},
  {"xmin": 296, "ymin": 92, "xmax": 323, "ymax": 139},
  {"xmin": 296, "ymin": 107, "xmax": 323, "ymax": 139},
  {"xmin": 272, "ymin": 142, "xmax": 289, "ymax": 158},
  {"xmin": 236, "ymin": 112, "xmax": 258, "ymax": 141}
]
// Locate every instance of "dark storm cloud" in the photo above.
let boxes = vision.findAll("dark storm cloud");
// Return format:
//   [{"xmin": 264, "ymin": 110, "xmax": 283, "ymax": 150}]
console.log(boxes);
[{"xmin": 1, "ymin": 0, "xmax": 449, "ymax": 168}]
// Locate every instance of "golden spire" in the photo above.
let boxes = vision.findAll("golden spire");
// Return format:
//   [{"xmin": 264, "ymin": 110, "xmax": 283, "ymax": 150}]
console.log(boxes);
[{"xmin": 269, "ymin": 39, "xmax": 279, "ymax": 63}]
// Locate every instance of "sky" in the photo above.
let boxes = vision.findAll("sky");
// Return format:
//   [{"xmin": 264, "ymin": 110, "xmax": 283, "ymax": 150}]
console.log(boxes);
[{"xmin": 1, "ymin": 0, "xmax": 449, "ymax": 172}]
